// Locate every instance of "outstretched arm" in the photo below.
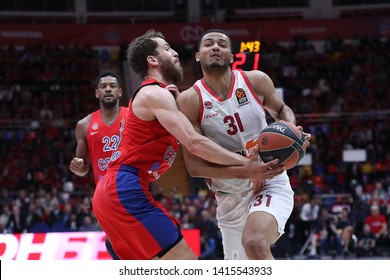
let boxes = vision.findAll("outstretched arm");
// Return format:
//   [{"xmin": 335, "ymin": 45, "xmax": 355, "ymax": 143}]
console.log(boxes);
[
  {"xmin": 181, "ymin": 145, "xmax": 283, "ymax": 180},
  {"xmin": 133, "ymin": 85, "xmax": 249, "ymax": 166}
]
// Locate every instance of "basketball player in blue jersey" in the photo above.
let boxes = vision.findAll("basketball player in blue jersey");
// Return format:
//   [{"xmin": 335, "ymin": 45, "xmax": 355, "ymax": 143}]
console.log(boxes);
[{"xmin": 177, "ymin": 29, "xmax": 311, "ymax": 260}]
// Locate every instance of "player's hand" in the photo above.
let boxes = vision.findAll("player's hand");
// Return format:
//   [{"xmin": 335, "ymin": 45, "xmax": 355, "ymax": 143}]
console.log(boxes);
[
  {"xmin": 297, "ymin": 125, "xmax": 311, "ymax": 150},
  {"xmin": 166, "ymin": 84, "xmax": 180, "ymax": 98},
  {"xmin": 69, "ymin": 157, "xmax": 87, "ymax": 176},
  {"xmin": 247, "ymin": 147, "xmax": 285, "ymax": 181}
]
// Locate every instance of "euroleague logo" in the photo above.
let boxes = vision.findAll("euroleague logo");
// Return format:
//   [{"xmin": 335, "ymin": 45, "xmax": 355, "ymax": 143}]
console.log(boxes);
[
  {"xmin": 261, "ymin": 136, "xmax": 268, "ymax": 146},
  {"xmin": 235, "ymin": 88, "xmax": 249, "ymax": 106}
]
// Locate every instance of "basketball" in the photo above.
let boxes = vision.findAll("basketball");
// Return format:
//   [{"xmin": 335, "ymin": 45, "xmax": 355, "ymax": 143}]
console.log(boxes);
[{"xmin": 257, "ymin": 120, "xmax": 306, "ymax": 170}]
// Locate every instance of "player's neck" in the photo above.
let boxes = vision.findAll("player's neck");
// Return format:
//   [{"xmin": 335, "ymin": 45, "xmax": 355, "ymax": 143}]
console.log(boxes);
[
  {"xmin": 204, "ymin": 71, "xmax": 232, "ymax": 99},
  {"xmin": 101, "ymin": 106, "xmax": 120, "ymax": 126}
]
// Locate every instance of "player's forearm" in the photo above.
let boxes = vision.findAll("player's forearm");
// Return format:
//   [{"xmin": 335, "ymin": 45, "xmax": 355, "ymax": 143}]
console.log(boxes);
[
  {"xmin": 187, "ymin": 136, "xmax": 247, "ymax": 166},
  {"xmin": 276, "ymin": 105, "xmax": 296, "ymax": 124},
  {"xmin": 190, "ymin": 165, "xmax": 251, "ymax": 179},
  {"xmin": 185, "ymin": 157, "xmax": 250, "ymax": 179}
]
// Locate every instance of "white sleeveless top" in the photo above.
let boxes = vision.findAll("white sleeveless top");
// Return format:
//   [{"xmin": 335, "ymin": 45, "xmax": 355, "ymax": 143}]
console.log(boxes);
[{"xmin": 194, "ymin": 69, "xmax": 269, "ymax": 193}]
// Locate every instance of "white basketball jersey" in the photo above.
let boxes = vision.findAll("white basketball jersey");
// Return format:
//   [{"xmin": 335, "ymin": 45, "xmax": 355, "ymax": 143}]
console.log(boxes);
[{"xmin": 194, "ymin": 69, "xmax": 269, "ymax": 193}]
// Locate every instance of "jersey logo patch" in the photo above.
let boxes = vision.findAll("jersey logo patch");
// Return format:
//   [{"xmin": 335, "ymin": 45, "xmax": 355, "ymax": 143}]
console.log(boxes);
[
  {"xmin": 235, "ymin": 88, "xmax": 249, "ymax": 106},
  {"xmin": 90, "ymin": 131, "xmax": 98, "ymax": 135},
  {"xmin": 92, "ymin": 122, "xmax": 99, "ymax": 130},
  {"xmin": 204, "ymin": 100, "xmax": 213, "ymax": 109},
  {"xmin": 164, "ymin": 146, "xmax": 177, "ymax": 166}
]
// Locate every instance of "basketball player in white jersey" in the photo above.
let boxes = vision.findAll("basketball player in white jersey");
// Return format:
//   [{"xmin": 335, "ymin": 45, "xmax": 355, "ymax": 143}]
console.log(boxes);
[{"xmin": 177, "ymin": 29, "xmax": 311, "ymax": 259}]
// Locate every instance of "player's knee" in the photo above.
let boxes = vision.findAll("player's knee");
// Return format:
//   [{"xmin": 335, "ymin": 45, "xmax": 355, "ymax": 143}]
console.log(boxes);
[{"xmin": 242, "ymin": 234, "xmax": 269, "ymax": 254}]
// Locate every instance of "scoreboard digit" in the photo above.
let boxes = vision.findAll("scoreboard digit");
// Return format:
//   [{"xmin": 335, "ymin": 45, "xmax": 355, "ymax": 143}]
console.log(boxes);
[{"xmin": 232, "ymin": 40, "xmax": 261, "ymax": 70}]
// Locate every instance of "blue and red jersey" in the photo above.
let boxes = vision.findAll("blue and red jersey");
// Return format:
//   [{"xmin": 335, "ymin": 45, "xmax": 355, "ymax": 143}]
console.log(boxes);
[
  {"xmin": 108, "ymin": 79, "xmax": 179, "ymax": 183},
  {"xmin": 86, "ymin": 106, "xmax": 127, "ymax": 184}
]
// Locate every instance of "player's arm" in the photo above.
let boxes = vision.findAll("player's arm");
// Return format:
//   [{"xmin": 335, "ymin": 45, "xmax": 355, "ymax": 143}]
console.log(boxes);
[
  {"xmin": 246, "ymin": 70, "xmax": 296, "ymax": 124},
  {"xmin": 69, "ymin": 116, "xmax": 91, "ymax": 176},
  {"xmin": 246, "ymin": 70, "xmax": 311, "ymax": 146},
  {"xmin": 133, "ymin": 85, "xmax": 246, "ymax": 166},
  {"xmin": 176, "ymin": 87, "xmax": 284, "ymax": 181}
]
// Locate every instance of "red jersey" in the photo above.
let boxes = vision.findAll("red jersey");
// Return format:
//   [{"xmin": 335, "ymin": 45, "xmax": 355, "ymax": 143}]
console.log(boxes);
[
  {"xmin": 365, "ymin": 214, "xmax": 387, "ymax": 234},
  {"xmin": 86, "ymin": 106, "xmax": 127, "ymax": 184},
  {"xmin": 108, "ymin": 79, "xmax": 179, "ymax": 182}
]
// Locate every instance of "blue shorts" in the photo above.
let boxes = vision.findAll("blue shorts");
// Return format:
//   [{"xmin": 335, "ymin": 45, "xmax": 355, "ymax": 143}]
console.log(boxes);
[{"xmin": 92, "ymin": 165, "xmax": 182, "ymax": 259}]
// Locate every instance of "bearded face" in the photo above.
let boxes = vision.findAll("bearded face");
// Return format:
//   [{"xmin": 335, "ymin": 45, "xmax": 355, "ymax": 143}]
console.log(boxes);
[
  {"xmin": 101, "ymin": 96, "xmax": 118, "ymax": 109},
  {"xmin": 159, "ymin": 56, "xmax": 183, "ymax": 84},
  {"xmin": 96, "ymin": 76, "xmax": 121, "ymax": 109}
]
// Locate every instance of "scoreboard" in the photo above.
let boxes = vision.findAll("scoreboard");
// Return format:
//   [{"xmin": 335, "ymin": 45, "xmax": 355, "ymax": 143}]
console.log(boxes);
[{"xmin": 232, "ymin": 40, "xmax": 261, "ymax": 70}]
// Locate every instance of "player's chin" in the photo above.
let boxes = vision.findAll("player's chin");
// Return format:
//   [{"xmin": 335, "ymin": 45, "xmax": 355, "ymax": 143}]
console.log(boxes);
[{"xmin": 103, "ymin": 96, "xmax": 114, "ymax": 102}]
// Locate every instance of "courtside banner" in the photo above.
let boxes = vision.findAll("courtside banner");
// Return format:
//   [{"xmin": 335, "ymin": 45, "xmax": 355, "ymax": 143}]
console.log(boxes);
[
  {"xmin": 1, "ymin": 260, "xmax": 387, "ymax": 280},
  {"xmin": 0, "ymin": 230, "xmax": 200, "ymax": 260}
]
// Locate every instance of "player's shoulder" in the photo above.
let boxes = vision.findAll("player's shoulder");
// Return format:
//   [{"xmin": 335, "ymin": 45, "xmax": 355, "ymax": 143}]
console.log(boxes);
[
  {"xmin": 138, "ymin": 83, "xmax": 169, "ymax": 97},
  {"xmin": 79, "ymin": 113, "xmax": 93, "ymax": 123},
  {"xmin": 241, "ymin": 69, "xmax": 269, "ymax": 80},
  {"xmin": 177, "ymin": 86, "xmax": 198, "ymax": 104},
  {"xmin": 242, "ymin": 70, "xmax": 274, "ymax": 90},
  {"xmin": 74, "ymin": 113, "xmax": 92, "ymax": 136},
  {"xmin": 134, "ymin": 84, "xmax": 175, "ymax": 110},
  {"xmin": 179, "ymin": 85, "xmax": 197, "ymax": 97},
  {"xmin": 77, "ymin": 113, "xmax": 93, "ymax": 128}
]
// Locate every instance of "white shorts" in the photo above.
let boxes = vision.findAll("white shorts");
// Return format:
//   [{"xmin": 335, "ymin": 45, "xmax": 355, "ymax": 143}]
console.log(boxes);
[{"xmin": 215, "ymin": 172, "xmax": 294, "ymax": 260}]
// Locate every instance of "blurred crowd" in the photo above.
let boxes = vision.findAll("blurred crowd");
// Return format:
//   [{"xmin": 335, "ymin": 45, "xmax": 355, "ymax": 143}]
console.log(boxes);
[{"xmin": 0, "ymin": 35, "xmax": 389, "ymax": 259}]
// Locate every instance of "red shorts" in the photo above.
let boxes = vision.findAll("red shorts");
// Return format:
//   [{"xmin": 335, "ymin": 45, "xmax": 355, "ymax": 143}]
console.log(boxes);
[{"xmin": 92, "ymin": 165, "xmax": 181, "ymax": 259}]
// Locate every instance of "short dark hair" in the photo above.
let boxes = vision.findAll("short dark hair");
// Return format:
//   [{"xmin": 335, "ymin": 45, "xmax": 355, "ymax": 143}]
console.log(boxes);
[
  {"xmin": 95, "ymin": 72, "xmax": 120, "ymax": 88},
  {"xmin": 198, "ymin": 29, "xmax": 233, "ymax": 50},
  {"xmin": 126, "ymin": 29, "xmax": 166, "ymax": 78}
]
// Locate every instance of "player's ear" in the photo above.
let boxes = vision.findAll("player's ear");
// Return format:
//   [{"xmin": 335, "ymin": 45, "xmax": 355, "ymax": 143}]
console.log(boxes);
[
  {"xmin": 229, "ymin": 53, "xmax": 234, "ymax": 64},
  {"xmin": 147, "ymin": 55, "xmax": 158, "ymax": 65},
  {"xmin": 195, "ymin": 52, "xmax": 200, "ymax": 62},
  {"xmin": 95, "ymin": 89, "xmax": 99, "ymax": 99},
  {"xmin": 118, "ymin": 88, "xmax": 123, "ymax": 98}
]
